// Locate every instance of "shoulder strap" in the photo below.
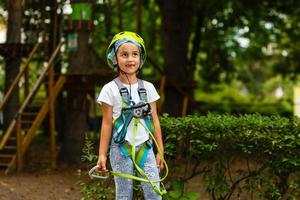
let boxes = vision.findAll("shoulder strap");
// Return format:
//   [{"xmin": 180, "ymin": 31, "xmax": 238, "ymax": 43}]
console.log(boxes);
[
  {"xmin": 113, "ymin": 78, "xmax": 131, "ymax": 104},
  {"xmin": 137, "ymin": 79, "xmax": 148, "ymax": 102}
]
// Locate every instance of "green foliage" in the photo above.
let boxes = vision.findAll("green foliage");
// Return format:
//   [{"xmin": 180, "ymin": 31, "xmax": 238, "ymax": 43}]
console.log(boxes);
[
  {"xmin": 194, "ymin": 78, "xmax": 293, "ymax": 116},
  {"xmin": 80, "ymin": 135, "xmax": 114, "ymax": 200},
  {"xmin": 160, "ymin": 114, "xmax": 300, "ymax": 199},
  {"xmin": 164, "ymin": 180, "xmax": 201, "ymax": 200},
  {"xmin": 81, "ymin": 135, "xmax": 98, "ymax": 163},
  {"xmin": 79, "ymin": 181, "xmax": 114, "ymax": 200}
]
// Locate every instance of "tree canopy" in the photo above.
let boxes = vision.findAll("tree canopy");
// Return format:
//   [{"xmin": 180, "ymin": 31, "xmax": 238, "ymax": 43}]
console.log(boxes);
[{"xmin": 2, "ymin": 0, "xmax": 300, "ymax": 115}]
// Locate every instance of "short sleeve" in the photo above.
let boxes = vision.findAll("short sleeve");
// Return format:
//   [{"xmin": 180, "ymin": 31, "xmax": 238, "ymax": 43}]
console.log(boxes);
[
  {"xmin": 96, "ymin": 83, "xmax": 114, "ymax": 106},
  {"xmin": 145, "ymin": 81, "xmax": 160, "ymax": 103}
]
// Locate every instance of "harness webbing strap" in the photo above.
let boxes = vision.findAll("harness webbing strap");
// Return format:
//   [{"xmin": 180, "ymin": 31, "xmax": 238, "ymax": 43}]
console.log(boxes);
[
  {"xmin": 113, "ymin": 110, "xmax": 133, "ymax": 143},
  {"xmin": 131, "ymin": 118, "xmax": 159, "ymax": 192},
  {"xmin": 114, "ymin": 78, "xmax": 132, "ymax": 104},
  {"xmin": 119, "ymin": 140, "xmax": 151, "ymax": 168},
  {"xmin": 137, "ymin": 79, "xmax": 155, "ymax": 134},
  {"xmin": 137, "ymin": 79, "xmax": 147, "ymax": 102}
]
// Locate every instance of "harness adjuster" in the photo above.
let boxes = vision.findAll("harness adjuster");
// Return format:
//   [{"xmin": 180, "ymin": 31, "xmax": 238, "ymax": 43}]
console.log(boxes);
[
  {"xmin": 119, "ymin": 87, "xmax": 129, "ymax": 97},
  {"xmin": 138, "ymin": 88, "xmax": 147, "ymax": 100}
]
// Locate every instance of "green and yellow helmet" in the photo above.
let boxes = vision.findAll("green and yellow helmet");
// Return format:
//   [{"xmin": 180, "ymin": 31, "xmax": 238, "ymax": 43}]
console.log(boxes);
[{"xmin": 106, "ymin": 31, "xmax": 147, "ymax": 69}]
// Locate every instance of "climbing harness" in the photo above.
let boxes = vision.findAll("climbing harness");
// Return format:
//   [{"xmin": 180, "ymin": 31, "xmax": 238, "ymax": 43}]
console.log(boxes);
[{"xmin": 89, "ymin": 77, "xmax": 168, "ymax": 196}]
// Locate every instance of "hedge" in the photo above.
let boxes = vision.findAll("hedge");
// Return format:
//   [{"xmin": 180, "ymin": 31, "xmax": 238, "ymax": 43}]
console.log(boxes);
[{"xmin": 160, "ymin": 113, "xmax": 300, "ymax": 200}]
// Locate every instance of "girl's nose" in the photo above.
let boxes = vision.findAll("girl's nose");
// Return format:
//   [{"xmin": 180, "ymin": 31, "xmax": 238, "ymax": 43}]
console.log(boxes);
[{"xmin": 128, "ymin": 55, "xmax": 134, "ymax": 61}]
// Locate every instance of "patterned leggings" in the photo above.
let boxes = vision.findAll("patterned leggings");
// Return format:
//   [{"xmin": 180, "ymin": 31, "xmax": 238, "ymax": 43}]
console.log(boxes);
[{"xmin": 109, "ymin": 141, "xmax": 162, "ymax": 200}]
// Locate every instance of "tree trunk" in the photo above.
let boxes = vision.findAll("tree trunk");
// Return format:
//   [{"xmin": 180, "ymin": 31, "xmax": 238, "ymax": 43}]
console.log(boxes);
[
  {"xmin": 49, "ymin": 0, "xmax": 64, "ymax": 138},
  {"xmin": 104, "ymin": 0, "xmax": 112, "ymax": 39},
  {"xmin": 136, "ymin": 0, "xmax": 142, "ymax": 34},
  {"xmin": 61, "ymin": 31, "xmax": 91, "ymax": 164},
  {"xmin": 160, "ymin": 0, "xmax": 193, "ymax": 116},
  {"xmin": 189, "ymin": 9, "xmax": 204, "ymax": 80},
  {"xmin": 4, "ymin": 0, "xmax": 22, "ymax": 129},
  {"xmin": 117, "ymin": 0, "xmax": 123, "ymax": 32}
]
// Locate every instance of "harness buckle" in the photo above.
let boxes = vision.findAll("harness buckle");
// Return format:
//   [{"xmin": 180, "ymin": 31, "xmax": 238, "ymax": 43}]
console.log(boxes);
[
  {"xmin": 119, "ymin": 87, "xmax": 129, "ymax": 97},
  {"xmin": 138, "ymin": 88, "xmax": 147, "ymax": 101}
]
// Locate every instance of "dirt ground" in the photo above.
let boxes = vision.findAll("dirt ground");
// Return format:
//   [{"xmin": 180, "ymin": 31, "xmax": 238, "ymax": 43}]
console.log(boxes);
[
  {"xmin": 0, "ymin": 137, "xmax": 84, "ymax": 200},
  {"xmin": 0, "ymin": 166, "xmax": 82, "ymax": 200}
]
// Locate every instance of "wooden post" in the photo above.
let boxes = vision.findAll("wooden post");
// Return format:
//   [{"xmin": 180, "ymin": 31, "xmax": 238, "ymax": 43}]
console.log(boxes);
[
  {"xmin": 24, "ymin": 64, "xmax": 29, "ymax": 98},
  {"xmin": 50, "ymin": 0, "xmax": 58, "ymax": 170},
  {"xmin": 48, "ymin": 65, "xmax": 56, "ymax": 170},
  {"xmin": 182, "ymin": 96, "xmax": 189, "ymax": 117},
  {"xmin": 16, "ymin": 115, "xmax": 23, "ymax": 172},
  {"xmin": 158, "ymin": 75, "xmax": 167, "ymax": 112}
]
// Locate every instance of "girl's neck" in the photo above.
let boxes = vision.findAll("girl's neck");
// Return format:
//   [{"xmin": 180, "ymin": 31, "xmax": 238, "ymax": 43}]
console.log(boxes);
[{"xmin": 118, "ymin": 73, "xmax": 138, "ymax": 84}]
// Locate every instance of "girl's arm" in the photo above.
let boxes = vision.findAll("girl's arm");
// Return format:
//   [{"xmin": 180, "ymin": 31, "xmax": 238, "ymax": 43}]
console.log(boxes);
[
  {"xmin": 150, "ymin": 101, "xmax": 164, "ymax": 170},
  {"xmin": 97, "ymin": 102, "xmax": 113, "ymax": 171}
]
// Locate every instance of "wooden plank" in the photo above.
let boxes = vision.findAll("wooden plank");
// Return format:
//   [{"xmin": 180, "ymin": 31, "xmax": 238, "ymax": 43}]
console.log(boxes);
[
  {"xmin": 0, "ymin": 154, "xmax": 14, "ymax": 158},
  {"xmin": 0, "ymin": 163, "xmax": 8, "ymax": 167},
  {"xmin": 0, "ymin": 120, "xmax": 16, "ymax": 150},
  {"xmin": 5, "ymin": 155, "xmax": 16, "ymax": 175},
  {"xmin": 158, "ymin": 75, "xmax": 167, "ymax": 112},
  {"xmin": 3, "ymin": 146, "xmax": 16, "ymax": 150},
  {"xmin": 16, "ymin": 119, "xmax": 23, "ymax": 172},
  {"xmin": 48, "ymin": 65, "xmax": 56, "ymax": 169}
]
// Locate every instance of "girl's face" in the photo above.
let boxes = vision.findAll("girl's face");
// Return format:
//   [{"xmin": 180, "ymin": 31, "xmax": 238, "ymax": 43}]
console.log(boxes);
[{"xmin": 116, "ymin": 42, "xmax": 140, "ymax": 74}]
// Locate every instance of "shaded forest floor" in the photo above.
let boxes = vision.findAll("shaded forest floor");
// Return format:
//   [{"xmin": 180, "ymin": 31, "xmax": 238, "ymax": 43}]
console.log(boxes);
[
  {"xmin": 0, "ymin": 167, "xmax": 82, "ymax": 200},
  {"xmin": 0, "ymin": 136, "xmax": 83, "ymax": 200}
]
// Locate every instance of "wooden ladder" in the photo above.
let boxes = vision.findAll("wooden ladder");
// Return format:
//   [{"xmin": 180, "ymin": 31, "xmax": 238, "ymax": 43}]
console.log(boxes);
[{"xmin": 0, "ymin": 42, "xmax": 64, "ymax": 174}]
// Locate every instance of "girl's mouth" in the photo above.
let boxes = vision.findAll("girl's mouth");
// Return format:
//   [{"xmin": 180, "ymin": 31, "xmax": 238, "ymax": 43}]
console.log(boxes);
[{"xmin": 126, "ymin": 65, "xmax": 136, "ymax": 68}]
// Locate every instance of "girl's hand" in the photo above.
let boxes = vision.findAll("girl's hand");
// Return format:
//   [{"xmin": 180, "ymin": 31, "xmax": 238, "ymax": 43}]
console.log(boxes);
[
  {"xmin": 156, "ymin": 153, "xmax": 164, "ymax": 171},
  {"xmin": 97, "ymin": 155, "xmax": 109, "ymax": 173}
]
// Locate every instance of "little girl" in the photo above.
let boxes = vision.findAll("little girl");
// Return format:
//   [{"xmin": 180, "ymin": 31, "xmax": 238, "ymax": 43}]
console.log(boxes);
[{"xmin": 96, "ymin": 31, "xmax": 165, "ymax": 199}]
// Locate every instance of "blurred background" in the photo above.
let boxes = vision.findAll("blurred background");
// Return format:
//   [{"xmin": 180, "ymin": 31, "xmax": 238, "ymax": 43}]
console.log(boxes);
[{"xmin": 0, "ymin": 0, "xmax": 300, "ymax": 172}]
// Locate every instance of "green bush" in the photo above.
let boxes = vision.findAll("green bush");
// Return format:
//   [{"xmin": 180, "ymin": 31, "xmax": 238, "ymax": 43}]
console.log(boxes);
[{"xmin": 160, "ymin": 113, "xmax": 300, "ymax": 200}]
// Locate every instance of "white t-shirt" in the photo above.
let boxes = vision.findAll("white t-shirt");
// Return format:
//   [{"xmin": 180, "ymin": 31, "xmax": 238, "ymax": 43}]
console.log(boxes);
[{"xmin": 97, "ymin": 79, "xmax": 160, "ymax": 145}]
